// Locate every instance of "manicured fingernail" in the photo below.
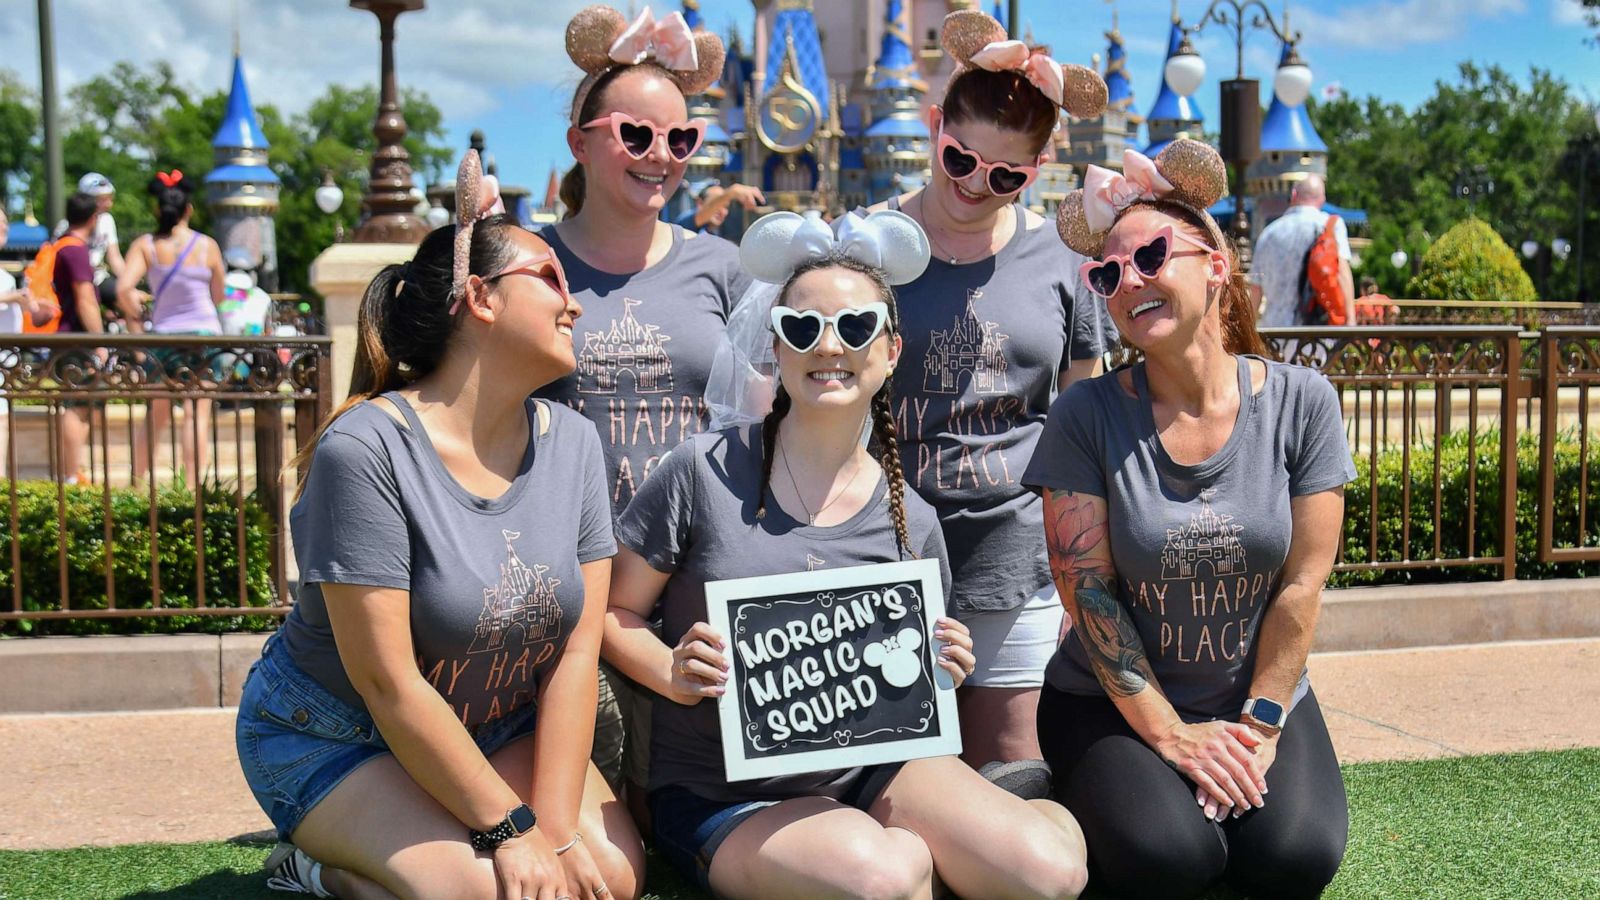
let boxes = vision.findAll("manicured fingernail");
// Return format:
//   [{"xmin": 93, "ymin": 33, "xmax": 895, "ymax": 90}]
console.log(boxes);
[
  {"xmin": 1232, "ymin": 808, "xmax": 1242, "ymax": 819},
  {"xmin": 1197, "ymin": 796, "xmax": 1206, "ymax": 807}
]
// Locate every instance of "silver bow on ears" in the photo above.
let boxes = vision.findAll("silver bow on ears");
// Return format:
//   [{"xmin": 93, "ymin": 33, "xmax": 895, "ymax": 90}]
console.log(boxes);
[{"xmin": 738, "ymin": 209, "xmax": 931, "ymax": 286}]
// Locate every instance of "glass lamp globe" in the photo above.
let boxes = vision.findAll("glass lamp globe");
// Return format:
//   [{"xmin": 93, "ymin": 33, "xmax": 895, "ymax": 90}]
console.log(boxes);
[
  {"xmin": 1274, "ymin": 62, "xmax": 1313, "ymax": 107},
  {"xmin": 314, "ymin": 182, "xmax": 344, "ymax": 216},
  {"xmin": 1522, "ymin": 240, "xmax": 1539, "ymax": 260},
  {"xmin": 425, "ymin": 205, "xmax": 450, "ymax": 229},
  {"xmin": 1165, "ymin": 49, "xmax": 1206, "ymax": 98},
  {"xmin": 1390, "ymin": 250, "xmax": 1408, "ymax": 269}
]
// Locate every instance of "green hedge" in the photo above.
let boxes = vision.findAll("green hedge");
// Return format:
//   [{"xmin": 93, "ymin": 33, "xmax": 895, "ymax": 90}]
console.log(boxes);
[
  {"xmin": 1334, "ymin": 428, "xmax": 1600, "ymax": 587},
  {"xmin": 0, "ymin": 481, "xmax": 279, "ymax": 636}
]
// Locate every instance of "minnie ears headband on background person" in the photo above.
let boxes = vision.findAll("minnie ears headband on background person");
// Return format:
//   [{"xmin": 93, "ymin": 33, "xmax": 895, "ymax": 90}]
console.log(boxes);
[
  {"xmin": 450, "ymin": 149, "xmax": 507, "ymax": 312},
  {"xmin": 940, "ymin": 8, "xmax": 1107, "ymax": 119},
  {"xmin": 739, "ymin": 210, "xmax": 932, "ymax": 288},
  {"xmin": 565, "ymin": 4, "xmax": 725, "ymax": 123},
  {"xmin": 1055, "ymin": 139, "xmax": 1230, "ymax": 258}
]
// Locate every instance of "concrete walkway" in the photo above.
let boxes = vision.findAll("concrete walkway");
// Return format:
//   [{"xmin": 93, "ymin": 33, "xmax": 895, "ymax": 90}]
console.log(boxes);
[{"xmin": 1, "ymin": 638, "xmax": 1596, "ymax": 852}]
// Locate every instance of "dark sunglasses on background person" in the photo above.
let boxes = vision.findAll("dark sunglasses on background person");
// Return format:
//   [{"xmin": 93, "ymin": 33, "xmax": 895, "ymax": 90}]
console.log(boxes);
[
  {"xmin": 935, "ymin": 127, "xmax": 1041, "ymax": 197},
  {"xmin": 1079, "ymin": 225, "xmax": 1219, "ymax": 299},
  {"xmin": 580, "ymin": 111, "xmax": 707, "ymax": 162},
  {"xmin": 770, "ymin": 303, "xmax": 891, "ymax": 353}
]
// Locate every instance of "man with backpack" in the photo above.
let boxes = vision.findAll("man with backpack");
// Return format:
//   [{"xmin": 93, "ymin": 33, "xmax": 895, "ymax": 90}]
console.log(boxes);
[
  {"xmin": 1250, "ymin": 174, "xmax": 1355, "ymax": 329},
  {"xmin": 49, "ymin": 193, "xmax": 103, "ymax": 483}
]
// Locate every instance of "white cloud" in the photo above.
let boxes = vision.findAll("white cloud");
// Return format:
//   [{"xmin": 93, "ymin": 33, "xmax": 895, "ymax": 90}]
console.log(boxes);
[
  {"xmin": 1551, "ymin": 0, "xmax": 1591, "ymax": 25},
  {"xmin": 0, "ymin": 0, "xmax": 597, "ymax": 121},
  {"xmin": 1293, "ymin": 0, "xmax": 1527, "ymax": 49}
]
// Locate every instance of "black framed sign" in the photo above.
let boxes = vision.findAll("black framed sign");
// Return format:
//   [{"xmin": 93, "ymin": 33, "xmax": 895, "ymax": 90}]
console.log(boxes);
[{"xmin": 704, "ymin": 558, "xmax": 962, "ymax": 781}]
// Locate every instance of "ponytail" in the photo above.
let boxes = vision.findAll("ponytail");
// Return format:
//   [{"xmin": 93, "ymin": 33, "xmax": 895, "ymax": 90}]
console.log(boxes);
[
  {"xmin": 146, "ymin": 172, "xmax": 196, "ymax": 237},
  {"xmin": 288, "ymin": 214, "xmax": 521, "ymax": 498},
  {"xmin": 559, "ymin": 165, "xmax": 586, "ymax": 219}
]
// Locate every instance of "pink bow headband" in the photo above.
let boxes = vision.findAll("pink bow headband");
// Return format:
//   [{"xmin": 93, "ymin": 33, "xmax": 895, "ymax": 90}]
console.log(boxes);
[
  {"xmin": 969, "ymin": 40, "xmax": 1065, "ymax": 108},
  {"xmin": 450, "ymin": 149, "xmax": 507, "ymax": 314},
  {"xmin": 1082, "ymin": 149, "xmax": 1176, "ymax": 233},
  {"xmin": 608, "ymin": 7, "xmax": 697, "ymax": 71}
]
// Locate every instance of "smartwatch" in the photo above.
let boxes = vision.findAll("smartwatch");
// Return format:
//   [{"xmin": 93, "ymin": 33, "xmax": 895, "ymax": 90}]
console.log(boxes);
[
  {"xmin": 1241, "ymin": 697, "xmax": 1287, "ymax": 733},
  {"xmin": 469, "ymin": 803, "xmax": 537, "ymax": 851}
]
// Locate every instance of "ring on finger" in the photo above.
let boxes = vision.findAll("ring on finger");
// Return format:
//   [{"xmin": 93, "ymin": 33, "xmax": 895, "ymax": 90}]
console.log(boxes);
[
  {"xmin": 595, "ymin": 887, "xmax": 611, "ymax": 897},
  {"xmin": 678, "ymin": 657, "xmax": 690, "ymax": 677}
]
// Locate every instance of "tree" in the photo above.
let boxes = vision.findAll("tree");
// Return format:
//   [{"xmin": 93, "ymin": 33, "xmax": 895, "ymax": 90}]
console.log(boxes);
[
  {"xmin": 16, "ymin": 63, "xmax": 453, "ymax": 294},
  {"xmin": 1407, "ymin": 217, "xmax": 1537, "ymax": 302},
  {"xmin": 1312, "ymin": 63, "xmax": 1599, "ymax": 300},
  {"xmin": 0, "ymin": 72, "xmax": 38, "ymax": 209}
]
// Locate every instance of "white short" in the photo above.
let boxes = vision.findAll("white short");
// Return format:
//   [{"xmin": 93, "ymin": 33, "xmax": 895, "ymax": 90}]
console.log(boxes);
[{"xmin": 959, "ymin": 583, "xmax": 1064, "ymax": 689}]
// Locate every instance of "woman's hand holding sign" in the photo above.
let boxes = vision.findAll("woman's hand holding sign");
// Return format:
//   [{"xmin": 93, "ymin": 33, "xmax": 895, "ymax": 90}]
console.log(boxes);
[
  {"xmin": 933, "ymin": 617, "xmax": 976, "ymax": 689},
  {"xmin": 669, "ymin": 621, "xmax": 729, "ymax": 705}
]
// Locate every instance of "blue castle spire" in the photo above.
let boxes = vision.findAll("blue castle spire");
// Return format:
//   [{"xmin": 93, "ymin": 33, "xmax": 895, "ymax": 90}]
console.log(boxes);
[
  {"xmin": 765, "ymin": 2, "xmax": 829, "ymax": 112},
  {"xmin": 1103, "ymin": 14, "xmax": 1139, "ymax": 123},
  {"xmin": 863, "ymin": 0, "xmax": 930, "ymax": 203},
  {"xmin": 213, "ymin": 55, "xmax": 271, "ymax": 154},
  {"xmin": 681, "ymin": 0, "xmax": 701, "ymax": 32},
  {"xmin": 1259, "ymin": 41, "xmax": 1326, "ymax": 153},
  {"xmin": 991, "ymin": 0, "xmax": 1006, "ymax": 33},
  {"xmin": 206, "ymin": 52, "xmax": 280, "ymax": 288},
  {"xmin": 1144, "ymin": 21, "xmax": 1205, "ymax": 155}
]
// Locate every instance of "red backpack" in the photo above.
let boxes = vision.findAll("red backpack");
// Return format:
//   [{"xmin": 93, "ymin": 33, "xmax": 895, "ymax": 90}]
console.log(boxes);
[{"xmin": 1297, "ymin": 216, "xmax": 1346, "ymax": 326}]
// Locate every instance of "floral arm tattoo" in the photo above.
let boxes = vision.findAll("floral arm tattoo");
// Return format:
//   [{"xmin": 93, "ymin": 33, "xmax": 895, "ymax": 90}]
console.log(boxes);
[{"xmin": 1045, "ymin": 488, "xmax": 1159, "ymax": 698}]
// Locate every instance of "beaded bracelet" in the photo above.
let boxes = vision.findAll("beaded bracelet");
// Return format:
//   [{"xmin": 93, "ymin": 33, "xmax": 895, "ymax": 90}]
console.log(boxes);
[{"xmin": 554, "ymin": 831, "xmax": 584, "ymax": 855}]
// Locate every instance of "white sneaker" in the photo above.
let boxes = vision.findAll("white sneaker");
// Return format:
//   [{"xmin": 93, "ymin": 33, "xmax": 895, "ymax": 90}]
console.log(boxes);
[{"xmin": 264, "ymin": 842, "xmax": 333, "ymax": 898}]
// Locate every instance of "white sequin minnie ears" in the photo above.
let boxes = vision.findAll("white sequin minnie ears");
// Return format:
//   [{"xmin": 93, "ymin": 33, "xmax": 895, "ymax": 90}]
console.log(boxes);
[{"xmin": 738, "ymin": 210, "xmax": 932, "ymax": 287}]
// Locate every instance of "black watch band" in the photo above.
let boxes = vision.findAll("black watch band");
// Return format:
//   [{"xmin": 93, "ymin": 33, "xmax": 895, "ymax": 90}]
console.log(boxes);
[{"xmin": 469, "ymin": 803, "xmax": 537, "ymax": 851}]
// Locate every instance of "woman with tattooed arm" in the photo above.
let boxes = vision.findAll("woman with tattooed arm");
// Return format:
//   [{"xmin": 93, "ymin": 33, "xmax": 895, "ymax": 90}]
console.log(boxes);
[{"xmin": 1021, "ymin": 140, "xmax": 1356, "ymax": 900}]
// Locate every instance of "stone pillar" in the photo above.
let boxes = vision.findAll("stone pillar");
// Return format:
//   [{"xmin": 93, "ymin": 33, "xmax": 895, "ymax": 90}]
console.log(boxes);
[{"xmin": 309, "ymin": 243, "xmax": 414, "ymax": 404}]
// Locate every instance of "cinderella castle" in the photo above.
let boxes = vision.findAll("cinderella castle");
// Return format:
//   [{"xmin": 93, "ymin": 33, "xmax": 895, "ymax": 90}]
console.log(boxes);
[{"xmin": 667, "ymin": 0, "xmax": 1355, "ymax": 242}]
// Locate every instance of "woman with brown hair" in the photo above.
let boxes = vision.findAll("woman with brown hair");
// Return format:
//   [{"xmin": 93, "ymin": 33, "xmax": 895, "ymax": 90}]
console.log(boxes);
[
  {"xmin": 234, "ymin": 154, "xmax": 643, "ymax": 900},
  {"xmin": 603, "ymin": 210, "xmax": 1087, "ymax": 899},
  {"xmin": 1026, "ymin": 139, "xmax": 1354, "ymax": 899},
  {"xmin": 538, "ymin": 4, "xmax": 749, "ymax": 805},
  {"xmin": 869, "ymin": 9, "xmax": 1116, "ymax": 782}
]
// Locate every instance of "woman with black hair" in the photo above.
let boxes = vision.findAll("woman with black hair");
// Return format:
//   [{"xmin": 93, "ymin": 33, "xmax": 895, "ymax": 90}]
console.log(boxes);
[
  {"xmin": 603, "ymin": 210, "xmax": 1087, "ymax": 900},
  {"xmin": 234, "ymin": 155, "xmax": 644, "ymax": 900},
  {"xmin": 868, "ymin": 10, "xmax": 1116, "ymax": 779},
  {"xmin": 117, "ymin": 170, "xmax": 227, "ymax": 486}
]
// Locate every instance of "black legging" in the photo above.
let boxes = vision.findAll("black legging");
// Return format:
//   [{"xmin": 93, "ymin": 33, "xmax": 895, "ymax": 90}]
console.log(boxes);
[{"xmin": 1038, "ymin": 686, "xmax": 1347, "ymax": 900}]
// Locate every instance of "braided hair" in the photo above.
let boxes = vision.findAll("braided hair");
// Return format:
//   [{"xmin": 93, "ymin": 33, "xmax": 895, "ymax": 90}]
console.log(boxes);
[{"xmin": 755, "ymin": 252, "xmax": 915, "ymax": 559}]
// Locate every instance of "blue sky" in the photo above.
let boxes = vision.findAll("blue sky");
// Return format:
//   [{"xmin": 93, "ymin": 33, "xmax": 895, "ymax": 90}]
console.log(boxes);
[{"xmin": 3, "ymin": 0, "xmax": 1597, "ymax": 198}]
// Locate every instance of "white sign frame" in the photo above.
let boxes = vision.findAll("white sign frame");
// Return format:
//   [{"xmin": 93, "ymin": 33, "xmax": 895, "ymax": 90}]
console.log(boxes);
[{"xmin": 704, "ymin": 558, "xmax": 962, "ymax": 782}]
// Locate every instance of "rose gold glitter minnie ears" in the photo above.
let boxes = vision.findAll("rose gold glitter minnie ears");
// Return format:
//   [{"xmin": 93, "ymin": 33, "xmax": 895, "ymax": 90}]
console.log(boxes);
[
  {"xmin": 940, "ymin": 9, "xmax": 1108, "ymax": 120},
  {"xmin": 565, "ymin": 5, "xmax": 725, "ymax": 124},
  {"xmin": 1055, "ymin": 139, "xmax": 1229, "ymax": 258},
  {"xmin": 450, "ymin": 149, "xmax": 507, "ymax": 314}
]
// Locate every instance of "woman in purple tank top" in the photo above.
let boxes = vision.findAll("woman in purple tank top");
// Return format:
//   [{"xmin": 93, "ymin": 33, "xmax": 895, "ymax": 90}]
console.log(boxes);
[{"xmin": 116, "ymin": 171, "xmax": 226, "ymax": 487}]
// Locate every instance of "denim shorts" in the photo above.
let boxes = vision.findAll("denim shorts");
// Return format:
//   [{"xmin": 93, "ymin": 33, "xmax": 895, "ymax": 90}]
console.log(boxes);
[
  {"xmin": 235, "ymin": 636, "xmax": 540, "ymax": 841},
  {"xmin": 649, "ymin": 764, "xmax": 902, "ymax": 891}
]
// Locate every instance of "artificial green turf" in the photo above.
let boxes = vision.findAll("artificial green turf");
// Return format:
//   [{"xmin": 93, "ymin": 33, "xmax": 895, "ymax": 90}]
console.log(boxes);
[{"xmin": 1, "ymin": 749, "xmax": 1595, "ymax": 899}]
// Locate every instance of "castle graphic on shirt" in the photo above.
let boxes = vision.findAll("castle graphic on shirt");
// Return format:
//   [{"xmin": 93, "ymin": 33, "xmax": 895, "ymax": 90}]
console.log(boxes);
[
  {"xmin": 806, "ymin": 554, "xmax": 826, "ymax": 572},
  {"xmin": 577, "ymin": 298, "xmax": 675, "ymax": 395},
  {"xmin": 923, "ymin": 288, "xmax": 1010, "ymax": 395},
  {"xmin": 468, "ymin": 529, "xmax": 564, "ymax": 654},
  {"xmin": 1160, "ymin": 489, "xmax": 1247, "ymax": 580}
]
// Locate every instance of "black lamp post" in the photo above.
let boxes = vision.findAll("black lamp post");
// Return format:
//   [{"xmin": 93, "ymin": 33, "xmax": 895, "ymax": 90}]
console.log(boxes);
[
  {"xmin": 1161, "ymin": 1, "xmax": 1310, "ymax": 271},
  {"xmin": 1573, "ymin": 109, "xmax": 1600, "ymax": 302},
  {"xmin": 350, "ymin": 0, "xmax": 428, "ymax": 244}
]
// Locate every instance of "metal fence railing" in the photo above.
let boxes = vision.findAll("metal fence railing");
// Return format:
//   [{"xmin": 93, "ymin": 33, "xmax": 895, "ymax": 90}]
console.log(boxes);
[{"xmin": 0, "ymin": 334, "xmax": 331, "ymax": 628}]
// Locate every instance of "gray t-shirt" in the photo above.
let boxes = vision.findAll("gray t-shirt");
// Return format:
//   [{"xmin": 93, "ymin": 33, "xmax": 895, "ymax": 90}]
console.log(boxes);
[
  {"xmin": 616, "ymin": 425, "xmax": 951, "ymax": 802},
  {"xmin": 888, "ymin": 201, "xmax": 1116, "ymax": 613},
  {"xmin": 277, "ymin": 394, "xmax": 617, "ymax": 734},
  {"xmin": 1022, "ymin": 357, "xmax": 1356, "ymax": 721},
  {"xmin": 536, "ymin": 224, "xmax": 752, "ymax": 520}
]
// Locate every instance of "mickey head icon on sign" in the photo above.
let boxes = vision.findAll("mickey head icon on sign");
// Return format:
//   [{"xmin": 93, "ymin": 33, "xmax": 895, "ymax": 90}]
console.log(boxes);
[{"xmin": 863, "ymin": 627, "xmax": 924, "ymax": 689}]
